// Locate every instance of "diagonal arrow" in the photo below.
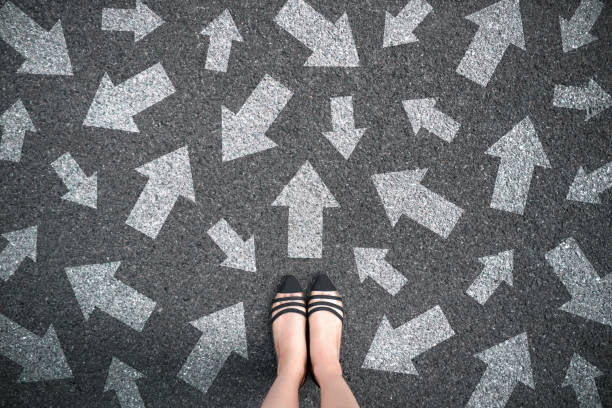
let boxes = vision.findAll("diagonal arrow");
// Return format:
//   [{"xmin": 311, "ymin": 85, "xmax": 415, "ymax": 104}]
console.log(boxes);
[
  {"xmin": 51, "ymin": 153, "xmax": 97, "ymax": 209},
  {"xmin": 0, "ymin": 314, "xmax": 72, "ymax": 382},
  {"xmin": 178, "ymin": 303, "xmax": 248, "ymax": 394},
  {"xmin": 0, "ymin": 1, "xmax": 72, "ymax": 75},
  {"xmin": 1, "ymin": 100, "xmax": 36, "ymax": 162},
  {"xmin": 383, "ymin": 0, "xmax": 433, "ymax": 47},
  {"xmin": 466, "ymin": 249, "xmax": 514, "ymax": 305},
  {"xmin": 323, "ymin": 96, "xmax": 366, "ymax": 159},
  {"xmin": 104, "ymin": 357, "xmax": 146, "ymax": 408},
  {"xmin": 275, "ymin": 0, "xmax": 360, "ymax": 67},
  {"xmin": 487, "ymin": 117, "xmax": 551, "ymax": 215},
  {"xmin": 553, "ymin": 79, "xmax": 611, "ymax": 121},
  {"xmin": 467, "ymin": 332, "xmax": 534, "ymax": 408},
  {"xmin": 560, "ymin": 0, "xmax": 604, "ymax": 53},
  {"xmin": 372, "ymin": 168, "xmax": 464, "ymax": 238},
  {"xmin": 545, "ymin": 238, "xmax": 611, "ymax": 327},
  {"xmin": 272, "ymin": 161, "xmax": 339, "ymax": 258},
  {"xmin": 222, "ymin": 75, "xmax": 293, "ymax": 161},
  {"xmin": 102, "ymin": 0, "xmax": 164, "ymax": 42},
  {"xmin": 567, "ymin": 162, "xmax": 612, "ymax": 204},
  {"xmin": 126, "ymin": 146, "xmax": 195, "ymax": 239},
  {"xmin": 402, "ymin": 98, "xmax": 460, "ymax": 143},
  {"xmin": 207, "ymin": 218, "xmax": 256, "ymax": 272},
  {"xmin": 456, "ymin": 0, "xmax": 525, "ymax": 87},
  {"xmin": 562, "ymin": 353, "xmax": 603, "ymax": 408},
  {"xmin": 65, "ymin": 262, "xmax": 157, "ymax": 331},
  {"xmin": 353, "ymin": 248, "xmax": 407, "ymax": 296},
  {"xmin": 83, "ymin": 63, "xmax": 175, "ymax": 133},
  {"xmin": 362, "ymin": 306, "xmax": 455, "ymax": 375},
  {"xmin": 201, "ymin": 9, "xmax": 243, "ymax": 72},
  {"xmin": 0, "ymin": 226, "xmax": 36, "ymax": 281}
]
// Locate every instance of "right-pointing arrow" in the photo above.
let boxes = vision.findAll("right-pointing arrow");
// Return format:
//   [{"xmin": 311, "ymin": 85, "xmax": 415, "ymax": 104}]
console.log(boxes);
[
  {"xmin": 104, "ymin": 357, "xmax": 146, "ymax": 408},
  {"xmin": 207, "ymin": 218, "xmax": 256, "ymax": 273},
  {"xmin": 560, "ymin": 0, "xmax": 603, "ymax": 53},
  {"xmin": 101, "ymin": 0, "xmax": 164, "ymax": 42},
  {"xmin": 383, "ymin": 0, "xmax": 433, "ymax": 47},
  {"xmin": 466, "ymin": 249, "xmax": 514, "ymax": 305},
  {"xmin": 1, "ymin": 99, "xmax": 36, "ymax": 162},
  {"xmin": 51, "ymin": 152, "xmax": 97, "ymax": 209},
  {"xmin": 562, "ymin": 353, "xmax": 603, "ymax": 408},
  {"xmin": 402, "ymin": 98, "xmax": 460, "ymax": 143},
  {"xmin": 353, "ymin": 248, "xmax": 407, "ymax": 296},
  {"xmin": 0, "ymin": 225, "xmax": 37, "ymax": 281},
  {"xmin": 553, "ymin": 79, "xmax": 611, "ymax": 121},
  {"xmin": 201, "ymin": 9, "xmax": 243, "ymax": 72},
  {"xmin": 567, "ymin": 162, "xmax": 612, "ymax": 204}
]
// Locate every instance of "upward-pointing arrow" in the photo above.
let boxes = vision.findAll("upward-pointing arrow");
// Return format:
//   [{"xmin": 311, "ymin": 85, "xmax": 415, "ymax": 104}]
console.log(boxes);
[
  {"xmin": 553, "ymin": 79, "xmax": 611, "ymax": 121},
  {"xmin": 560, "ymin": 0, "xmax": 604, "ymax": 53},
  {"xmin": 126, "ymin": 146, "xmax": 195, "ymax": 239},
  {"xmin": 272, "ymin": 162, "xmax": 339, "ymax": 258},
  {"xmin": 562, "ymin": 353, "xmax": 603, "ymax": 408},
  {"xmin": 383, "ymin": 0, "xmax": 433, "ymax": 47},
  {"xmin": 0, "ymin": 1, "xmax": 72, "ymax": 75},
  {"xmin": 402, "ymin": 98, "xmax": 460, "ymax": 143},
  {"xmin": 104, "ymin": 357, "xmax": 146, "ymax": 408},
  {"xmin": 102, "ymin": 0, "xmax": 164, "ymax": 42},
  {"xmin": 51, "ymin": 153, "xmax": 97, "ymax": 209},
  {"xmin": 353, "ymin": 248, "xmax": 407, "ymax": 296},
  {"xmin": 487, "ymin": 117, "xmax": 550, "ymax": 215},
  {"xmin": 466, "ymin": 249, "xmax": 514, "ymax": 305},
  {"xmin": 456, "ymin": 0, "xmax": 525, "ymax": 87},
  {"xmin": 0, "ymin": 226, "xmax": 37, "ymax": 281},
  {"xmin": 567, "ymin": 162, "xmax": 612, "ymax": 204},
  {"xmin": 467, "ymin": 332, "xmax": 534, "ymax": 408},
  {"xmin": 323, "ymin": 96, "xmax": 366, "ymax": 159},
  {"xmin": 201, "ymin": 10, "xmax": 243, "ymax": 72},
  {"xmin": 207, "ymin": 218, "xmax": 256, "ymax": 273},
  {"xmin": 275, "ymin": 0, "xmax": 360, "ymax": 67},
  {"xmin": 1, "ymin": 100, "xmax": 36, "ymax": 162}
]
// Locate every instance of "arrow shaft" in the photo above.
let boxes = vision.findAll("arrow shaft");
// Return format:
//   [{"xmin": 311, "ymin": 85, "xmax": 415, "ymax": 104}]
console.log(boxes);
[
  {"xmin": 587, "ymin": 162, "xmax": 612, "ymax": 192},
  {"xmin": 397, "ymin": 0, "xmax": 432, "ymax": 27},
  {"xmin": 545, "ymin": 239, "xmax": 599, "ymax": 296},
  {"xmin": 404, "ymin": 184, "xmax": 463, "ymax": 238},
  {"xmin": 425, "ymin": 109, "xmax": 460, "ymax": 142},
  {"xmin": 572, "ymin": 378, "xmax": 602, "ymax": 408},
  {"xmin": 101, "ymin": 8, "xmax": 136, "ymax": 32},
  {"xmin": 275, "ymin": 0, "xmax": 337, "ymax": 52},
  {"xmin": 457, "ymin": 30, "xmax": 509, "ymax": 86},
  {"xmin": 399, "ymin": 306, "xmax": 455, "ymax": 357},
  {"xmin": 369, "ymin": 259, "xmax": 406, "ymax": 296},
  {"xmin": 178, "ymin": 337, "xmax": 231, "ymax": 394},
  {"xmin": 115, "ymin": 382, "xmax": 145, "ymax": 408},
  {"xmin": 0, "ymin": 314, "xmax": 38, "ymax": 366},
  {"xmin": 553, "ymin": 85, "xmax": 591, "ymax": 110},
  {"xmin": 568, "ymin": 0, "xmax": 603, "ymax": 33},
  {"xmin": 116, "ymin": 64, "xmax": 175, "ymax": 116},
  {"xmin": 0, "ymin": 2, "xmax": 47, "ymax": 57},
  {"xmin": 237, "ymin": 76, "xmax": 293, "ymax": 132},
  {"xmin": 99, "ymin": 280, "xmax": 155, "ymax": 332},
  {"xmin": 51, "ymin": 153, "xmax": 87, "ymax": 189},
  {"xmin": 490, "ymin": 160, "xmax": 534, "ymax": 214},
  {"xmin": 207, "ymin": 219, "xmax": 242, "ymax": 255},
  {"xmin": 467, "ymin": 366, "xmax": 516, "ymax": 408},
  {"xmin": 0, "ymin": 241, "xmax": 29, "ymax": 281},
  {"xmin": 287, "ymin": 206, "xmax": 324, "ymax": 258},
  {"xmin": 330, "ymin": 96, "xmax": 356, "ymax": 131},
  {"xmin": 126, "ymin": 181, "xmax": 179, "ymax": 239},
  {"xmin": 466, "ymin": 271, "xmax": 499, "ymax": 305},
  {"xmin": 205, "ymin": 38, "xmax": 233, "ymax": 72}
]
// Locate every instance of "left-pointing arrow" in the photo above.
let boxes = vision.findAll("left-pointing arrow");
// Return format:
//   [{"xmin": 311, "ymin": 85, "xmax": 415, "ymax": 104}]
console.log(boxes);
[
  {"xmin": 353, "ymin": 248, "xmax": 407, "ymax": 296},
  {"xmin": 402, "ymin": 98, "xmax": 460, "ymax": 143},
  {"xmin": 104, "ymin": 357, "xmax": 146, "ymax": 408},
  {"xmin": 567, "ymin": 162, "xmax": 612, "ymax": 204},
  {"xmin": 102, "ymin": 0, "xmax": 164, "ymax": 42},
  {"xmin": 0, "ymin": 226, "xmax": 36, "ymax": 281},
  {"xmin": 1, "ymin": 100, "xmax": 36, "ymax": 162},
  {"xmin": 51, "ymin": 153, "xmax": 97, "ymax": 209}
]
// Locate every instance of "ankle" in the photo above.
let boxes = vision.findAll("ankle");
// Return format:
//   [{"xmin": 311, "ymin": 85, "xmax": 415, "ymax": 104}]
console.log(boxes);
[{"xmin": 312, "ymin": 360, "xmax": 343, "ymax": 381}]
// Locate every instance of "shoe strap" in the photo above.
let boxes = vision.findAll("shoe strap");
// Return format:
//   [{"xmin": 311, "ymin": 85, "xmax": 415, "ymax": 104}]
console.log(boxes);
[
  {"xmin": 307, "ymin": 306, "xmax": 344, "ymax": 322},
  {"xmin": 308, "ymin": 301, "xmax": 343, "ymax": 313},
  {"xmin": 271, "ymin": 302, "xmax": 306, "ymax": 314},
  {"xmin": 271, "ymin": 295, "xmax": 306, "ymax": 304},
  {"xmin": 307, "ymin": 294, "xmax": 342, "ymax": 301}
]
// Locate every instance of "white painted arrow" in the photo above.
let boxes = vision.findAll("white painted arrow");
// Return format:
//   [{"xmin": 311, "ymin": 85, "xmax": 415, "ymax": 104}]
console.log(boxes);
[
  {"xmin": 201, "ymin": 10, "xmax": 243, "ymax": 72},
  {"xmin": 102, "ymin": 0, "xmax": 164, "ymax": 42},
  {"xmin": 567, "ymin": 162, "xmax": 612, "ymax": 204},
  {"xmin": 562, "ymin": 354, "xmax": 603, "ymax": 408},
  {"xmin": 272, "ymin": 162, "xmax": 339, "ymax": 258},
  {"xmin": 0, "ymin": 226, "xmax": 36, "ymax": 282},
  {"xmin": 83, "ymin": 63, "xmax": 175, "ymax": 133},
  {"xmin": 467, "ymin": 332, "xmax": 534, "ymax": 408},
  {"xmin": 323, "ymin": 96, "xmax": 366, "ymax": 159},
  {"xmin": 0, "ymin": 1, "xmax": 72, "ymax": 75},
  {"xmin": 275, "ymin": 0, "xmax": 360, "ymax": 67},
  {"xmin": 353, "ymin": 248, "xmax": 407, "ymax": 296},
  {"xmin": 402, "ymin": 98, "xmax": 460, "ymax": 143},
  {"xmin": 466, "ymin": 249, "xmax": 513, "ymax": 305},
  {"xmin": 560, "ymin": 0, "xmax": 604, "ymax": 53},
  {"xmin": 372, "ymin": 168, "xmax": 464, "ymax": 238},
  {"xmin": 51, "ymin": 153, "xmax": 97, "ymax": 209},
  {"xmin": 362, "ymin": 306, "xmax": 455, "ymax": 375},
  {"xmin": 178, "ymin": 302, "xmax": 248, "ymax": 394},
  {"xmin": 487, "ymin": 117, "xmax": 550, "ymax": 215},
  {"xmin": 222, "ymin": 75, "xmax": 293, "ymax": 161},
  {"xmin": 65, "ymin": 262, "xmax": 156, "ymax": 331},
  {"xmin": 126, "ymin": 146, "xmax": 195, "ymax": 239},
  {"xmin": 207, "ymin": 218, "xmax": 256, "ymax": 272},
  {"xmin": 456, "ymin": 0, "xmax": 525, "ymax": 87},
  {"xmin": 0, "ymin": 314, "xmax": 72, "ymax": 382},
  {"xmin": 104, "ymin": 357, "xmax": 146, "ymax": 408},
  {"xmin": 383, "ymin": 0, "xmax": 432, "ymax": 47},
  {"xmin": 0, "ymin": 100, "xmax": 36, "ymax": 162},
  {"xmin": 553, "ymin": 79, "xmax": 611, "ymax": 121},
  {"xmin": 545, "ymin": 238, "xmax": 611, "ymax": 327}
]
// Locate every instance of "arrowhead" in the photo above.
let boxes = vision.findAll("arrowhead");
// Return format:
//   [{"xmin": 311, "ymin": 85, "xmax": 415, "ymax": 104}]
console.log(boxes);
[
  {"xmin": 371, "ymin": 168, "xmax": 428, "ymax": 226},
  {"xmin": 62, "ymin": 173, "xmax": 97, "ymax": 209},
  {"xmin": 584, "ymin": 79, "xmax": 612, "ymax": 121},
  {"xmin": 18, "ymin": 325, "xmax": 72, "ymax": 382},
  {"xmin": 83, "ymin": 73, "xmax": 139, "ymax": 132},
  {"xmin": 104, "ymin": 357, "xmax": 144, "ymax": 391},
  {"xmin": 65, "ymin": 262, "xmax": 121, "ymax": 320},
  {"xmin": 486, "ymin": 117, "xmax": 550, "ymax": 167},
  {"xmin": 18, "ymin": 20, "xmax": 73, "ymax": 75},
  {"xmin": 220, "ymin": 235, "xmax": 257, "ymax": 273},
  {"xmin": 221, "ymin": 106, "xmax": 278, "ymax": 161},
  {"xmin": 363, "ymin": 316, "xmax": 419, "ymax": 375},
  {"xmin": 567, "ymin": 166, "xmax": 601, "ymax": 204},
  {"xmin": 272, "ymin": 162, "xmax": 339, "ymax": 208},
  {"xmin": 560, "ymin": 17, "xmax": 597, "ymax": 53},
  {"xmin": 305, "ymin": 13, "xmax": 360, "ymax": 67},
  {"xmin": 323, "ymin": 127, "xmax": 366, "ymax": 160},
  {"xmin": 354, "ymin": 248, "xmax": 389, "ymax": 283},
  {"xmin": 562, "ymin": 354, "xmax": 602, "ymax": 387},
  {"xmin": 201, "ymin": 9, "xmax": 243, "ymax": 42},
  {"xmin": 133, "ymin": 0, "xmax": 165, "ymax": 41},
  {"xmin": 136, "ymin": 146, "xmax": 195, "ymax": 201},
  {"xmin": 2, "ymin": 225, "xmax": 37, "ymax": 262},
  {"xmin": 479, "ymin": 249, "xmax": 514, "ymax": 286},
  {"xmin": 1, "ymin": 99, "xmax": 36, "ymax": 132},
  {"xmin": 402, "ymin": 98, "xmax": 437, "ymax": 135},
  {"xmin": 383, "ymin": 11, "xmax": 419, "ymax": 47},
  {"xmin": 476, "ymin": 332, "xmax": 534, "ymax": 388},
  {"xmin": 190, "ymin": 302, "xmax": 248, "ymax": 359},
  {"xmin": 466, "ymin": 0, "xmax": 525, "ymax": 49}
]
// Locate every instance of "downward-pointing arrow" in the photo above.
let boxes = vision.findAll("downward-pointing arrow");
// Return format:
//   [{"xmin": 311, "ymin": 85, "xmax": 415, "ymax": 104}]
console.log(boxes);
[
  {"xmin": 1, "ymin": 100, "xmax": 36, "ymax": 162},
  {"xmin": 126, "ymin": 146, "xmax": 195, "ymax": 239},
  {"xmin": 0, "ymin": 314, "xmax": 72, "ymax": 382},
  {"xmin": 275, "ymin": 0, "xmax": 360, "ymax": 67},
  {"xmin": 567, "ymin": 162, "xmax": 612, "ymax": 204},
  {"xmin": 487, "ymin": 117, "xmax": 551, "ymax": 215},
  {"xmin": 553, "ymin": 79, "xmax": 611, "ymax": 121},
  {"xmin": 207, "ymin": 218, "xmax": 256, "ymax": 272},
  {"xmin": 104, "ymin": 358, "xmax": 146, "ymax": 408},
  {"xmin": 362, "ymin": 306, "xmax": 455, "ymax": 375},
  {"xmin": 466, "ymin": 249, "xmax": 514, "ymax": 305},
  {"xmin": 562, "ymin": 353, "xmax": 603, "ymax": 408},
  {"xmin": 323, "ymin": 96, "xmax": 366, "ymax": 159},
  {"xmin": 222, "ymin": 75, "xmax": 293, "ymax": 161},
  {"xmin": 560, "ymin": 0, "xmax": 603, "ymax": 53},
  {"xmin": 0, "ymin": 1, "xmax": 72, "ymax": 75},
  {"xmin": 383, "ymin": 0, "xmax": 433, "ymax": 47},
  {"xmin": 178, "ymin": 303, "xmax": 248, "ymax": 394},
  {"xmin": 65, "ymin": 262, "xmax": 156, "ymax": 331},
  {"xmin": 0, "ymin": 226, "xmax": 36, "ymax": 281},
  {"xmin": 201, "ymin": 10, "xmax": 243, "ymax": 72},
  {"xmin": 456, "ymin": 0, "xmax": 525, "ymax": 86},
  {"xmin": 272, "ymin": 162, "xmax": 339, "ymax": 258},
  {"xmin": 353, "ymin": 248, "xmax": 407, "ymax": 296},
  {"xmin": 402, "ymin": 98, "xmax": 460, "ymax": 143},
  {"xmin": 51, "ymin": 153, "xmax": 97, "ymax": 209},
  {"xmin": 102, "ymin": 0, "xmax": 164, "ymax": 42}
]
